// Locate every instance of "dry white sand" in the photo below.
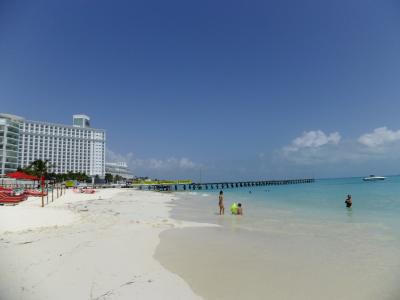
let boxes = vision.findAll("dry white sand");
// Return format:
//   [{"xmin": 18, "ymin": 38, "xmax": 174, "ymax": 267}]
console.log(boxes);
[
  {"xmin": 0, "ymin": 193, "xmax": 78, "ymax": 233},
  {"xmin": 0, "ymin": 188, "xmax": 213, "ymax": 300}
]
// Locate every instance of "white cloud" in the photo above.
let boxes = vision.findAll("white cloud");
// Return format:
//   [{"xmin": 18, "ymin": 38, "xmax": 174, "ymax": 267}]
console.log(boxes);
[
  {"xmin": 136, "ymin": 157, "xmax": 199, "ymax": 170},
  {"xmin": 284, "ymin": 130, "xmax": 341, "ymax": 152},
  {"xmin": 106, "ymin": 149, "xmax": 134, "ymax": 163},
  {"xmin": 179, "ymin": 157, "xmax": 196, "ymax": 168},
  {"xmin": 358, "ymin": 127, "xmax": 400, "ymax": 148},
  {"xmin": 106, "ymin": 149, "xmax": 200, "ymax": 172},
  {"xmin": 280, "ymin": 127, "xmax": 400, "ymax": 166}
]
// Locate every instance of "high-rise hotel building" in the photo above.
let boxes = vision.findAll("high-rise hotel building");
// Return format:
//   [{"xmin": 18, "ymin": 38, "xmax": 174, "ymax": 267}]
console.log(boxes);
[{"xmin": 0, "ymin": 113, "xmax": 105, "ymax": 177}]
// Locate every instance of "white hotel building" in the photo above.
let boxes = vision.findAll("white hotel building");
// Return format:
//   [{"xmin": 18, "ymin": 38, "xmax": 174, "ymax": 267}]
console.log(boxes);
[
  {"xmin": 105, "ymin": 162, "xmax": 134, "ymax": 179},
  {"xmin": 0, "ymin": 113, "xmax": 105, "ymax": 177}
]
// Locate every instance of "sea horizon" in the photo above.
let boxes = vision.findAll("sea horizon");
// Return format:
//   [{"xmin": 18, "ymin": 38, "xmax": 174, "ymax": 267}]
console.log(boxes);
[{"xmin": 187, "ymin": 174, "xmax": 399, "ymax": 184}]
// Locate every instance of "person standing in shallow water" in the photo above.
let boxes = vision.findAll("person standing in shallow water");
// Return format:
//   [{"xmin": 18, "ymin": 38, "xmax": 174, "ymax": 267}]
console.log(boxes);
[
  {"xmin": 218, "ymin": 191, "xmax": 225, "ymax": 215},
  {"xmin": 345, "ymin": 194, "xmax": 352, "ymax": 208}
]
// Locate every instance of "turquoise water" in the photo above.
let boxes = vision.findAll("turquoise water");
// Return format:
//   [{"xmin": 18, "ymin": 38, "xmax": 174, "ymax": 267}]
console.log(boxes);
[
  {"xmin": 211, "ymin": 176, "xmax": 400, "ymax": 234},
  {"xmin": 171, "ymin": 176, "xmax": 400, "ymax": 241},
  {"xmin": 158, "ymin": 176, "xmax": 400, "ymax": 299}
]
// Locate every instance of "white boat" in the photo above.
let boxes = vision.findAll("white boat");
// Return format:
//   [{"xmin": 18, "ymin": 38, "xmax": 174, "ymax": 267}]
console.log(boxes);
[{"xmin": 363, "ymin": 175, "xmax": 386, "ymax": 181}]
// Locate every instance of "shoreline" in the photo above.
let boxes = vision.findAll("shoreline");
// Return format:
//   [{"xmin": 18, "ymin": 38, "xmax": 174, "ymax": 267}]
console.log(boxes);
[
  {"xmin": 155, "ymin": 191, "xmax": 400, "ymax": 300},
  {"xmin": 3, "ymin": 187, "xmax": 399, "ymax": 299},
  {"xmin": 0, "ymin": 188, "xmax": 212, "ymax": 300}
]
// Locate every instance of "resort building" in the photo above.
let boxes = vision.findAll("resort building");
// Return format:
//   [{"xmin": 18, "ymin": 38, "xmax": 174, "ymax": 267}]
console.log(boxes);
[
  {"xmin": 0, "ymin": 114, "xmax": 22, "ymax": 175},
  {"xmin": 0, "ymin": 113, "xmax": 106, "ymax": 177},
  {"xmin": 105, "ymin": 162, "xmax": 134, "ymax": 179}
]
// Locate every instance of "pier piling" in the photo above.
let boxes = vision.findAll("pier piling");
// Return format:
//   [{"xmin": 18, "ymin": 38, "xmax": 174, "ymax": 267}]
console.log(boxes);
[{"xmin": 137, "ymin": 178, "xmax": 314, "ymax": 192}]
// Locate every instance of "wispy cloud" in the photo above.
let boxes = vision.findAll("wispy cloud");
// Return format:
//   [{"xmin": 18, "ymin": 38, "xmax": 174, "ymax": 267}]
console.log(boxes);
[
  {"xmin": 131, "ymin": 157, "xmax": 199, "ymax": 170},
  {"xmin": 106, "ymin": 149, "xmax": 134, "ymax": 164},
  {"xmin": 106, "ymin": 149, "xmax": 201, "ymax": 176},
  {"xmin": 358, "ymin": 127, "xmax": 400, "ymax": 148}
]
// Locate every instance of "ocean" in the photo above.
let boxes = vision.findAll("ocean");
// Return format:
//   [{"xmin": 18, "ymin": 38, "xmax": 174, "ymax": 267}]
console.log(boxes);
[
  {"xmin": 217, "ymin": 176, "xmax": 400, "ymax": 231},
  {"xmin": 155, "ymin": 176, "xmax": 400, "ymax": 300}
]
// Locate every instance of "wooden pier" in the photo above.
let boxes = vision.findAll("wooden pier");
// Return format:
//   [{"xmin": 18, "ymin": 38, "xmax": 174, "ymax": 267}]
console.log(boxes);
[{"xmin": 137, "ymin": 178, "xmax": 315, "ymax": 192}]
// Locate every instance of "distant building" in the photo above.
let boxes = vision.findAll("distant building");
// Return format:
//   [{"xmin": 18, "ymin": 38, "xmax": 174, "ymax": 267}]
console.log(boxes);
[
  {"xmin": 0, "ymin": 114, "xmax": 22, "ymax": 175},
  {"xmin": 105, "ymin": 162, "xmax": 134, "ymax": 179},
  {"xmin": 0, "ymin": 113, "xmax": 106, "ymax": 177}
]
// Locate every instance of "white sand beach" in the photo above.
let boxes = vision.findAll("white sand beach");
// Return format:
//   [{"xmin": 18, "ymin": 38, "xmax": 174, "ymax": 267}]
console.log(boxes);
[
  {"xmin": 3, "ymin": 188, "xmax": 399, "ymax": 300},
  {"xmin": 0, "ymin": 189, "xmax": 212, "ymax": 300}
]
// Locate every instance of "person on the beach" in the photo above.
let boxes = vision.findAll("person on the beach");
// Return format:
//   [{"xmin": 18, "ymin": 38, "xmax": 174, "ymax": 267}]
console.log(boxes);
[
  {"xmin": 218, "ymin": 191, "xmax": 225, "ymax": 215},
  {"xmin": 237, "ymin": 203, "xmax": 243, "ymax": 215},
  {"xmin": 345, "ymin": 194, "xmax": 352, "ymax": 208},
  {"xmin": 230, "ymin": 202, "xmax": 238, "ymax": 214}
]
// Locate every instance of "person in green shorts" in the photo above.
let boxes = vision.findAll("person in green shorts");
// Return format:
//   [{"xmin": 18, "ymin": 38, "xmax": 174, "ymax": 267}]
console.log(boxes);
[
  {"xmin": 230, "ymin": 202, "xmax": 243, "ymax": 215},
  {"xmin": 230, "ymin": 202, "xmax": 238, "ymax": 214}
]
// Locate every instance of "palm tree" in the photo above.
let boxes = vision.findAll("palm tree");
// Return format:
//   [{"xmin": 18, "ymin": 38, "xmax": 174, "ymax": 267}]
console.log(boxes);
[
  {"xmin": 105, "ymin": 173, "xmax": 113, "ymax": 183},
  {"xmin": 24, "ymin": 159, "xmax": 51, "ymax": 179},
  {"xmin": 24, "ymin": 159, "xmax": 52, "ymax": 207},
  {"xmin": 114, "ymin": 175, "xmax": 123, "ymax": 183}
]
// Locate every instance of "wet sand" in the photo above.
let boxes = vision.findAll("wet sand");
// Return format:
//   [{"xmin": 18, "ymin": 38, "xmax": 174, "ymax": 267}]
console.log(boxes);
[{"xmin": 155, "ymin": 193, "xmax": 400, "ymax": 300}]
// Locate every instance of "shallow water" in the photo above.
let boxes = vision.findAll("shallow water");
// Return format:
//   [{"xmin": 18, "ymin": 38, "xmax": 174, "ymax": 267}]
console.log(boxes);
[{"xmin": 156, "ymin": 177, "xmax": 400, "ymax": 300}]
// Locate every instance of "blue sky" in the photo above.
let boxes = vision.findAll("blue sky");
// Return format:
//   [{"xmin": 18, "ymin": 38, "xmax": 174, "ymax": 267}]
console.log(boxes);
[{"xmin": 1, "ymin": 0, "xmax": 400, "ymax": 180}]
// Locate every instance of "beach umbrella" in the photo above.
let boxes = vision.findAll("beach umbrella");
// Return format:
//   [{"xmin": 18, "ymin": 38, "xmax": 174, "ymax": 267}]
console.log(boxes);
[
  {"xmin": 6, "ymin": 171, "xmax": 39, "ymax": 189},
  {"xmin": 6, "ymin": 171, "xmax": 46, "ymax": 206},
  {"xmin": 6, "ymin": 171, "xmax": 39, "ymax": 181}
]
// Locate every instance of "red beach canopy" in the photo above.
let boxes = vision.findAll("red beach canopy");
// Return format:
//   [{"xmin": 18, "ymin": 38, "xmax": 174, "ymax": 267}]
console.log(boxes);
[{"xmin": 6, "ymin": 171, "xmax": 39, "ymax": 180}]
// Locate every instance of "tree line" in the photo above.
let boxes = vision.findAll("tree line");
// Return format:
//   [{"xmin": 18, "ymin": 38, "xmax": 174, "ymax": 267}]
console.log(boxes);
[
  {"xmin": 104, "ymin": 173, "xmax": 124, "ymax": 183},
  {"xmin": 18, "ymin": 159, "xmax": 91, "ymax": 182},
  {"xmin": 18, "ymin": 159, "xmax": 127, "ymax": 183}
]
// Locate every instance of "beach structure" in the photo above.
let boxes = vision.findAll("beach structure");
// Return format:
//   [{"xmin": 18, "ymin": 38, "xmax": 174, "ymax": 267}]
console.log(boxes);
[
  {"xmin": 105, "ymin": 162, "xmax": 134, "ymax": 179},
  {"xmin": 0, "ymin": 113, "xmax": 106, "ymax": 177},
  {"xmin": 138, "ymin": 178, "xmax": 315, "ymax": 191}
]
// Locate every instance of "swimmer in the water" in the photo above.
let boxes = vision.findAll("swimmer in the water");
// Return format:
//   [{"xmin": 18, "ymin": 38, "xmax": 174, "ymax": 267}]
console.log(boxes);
[{"xmin": 345, "ymin": 194, "xmax": 352, "ymax": 208}]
